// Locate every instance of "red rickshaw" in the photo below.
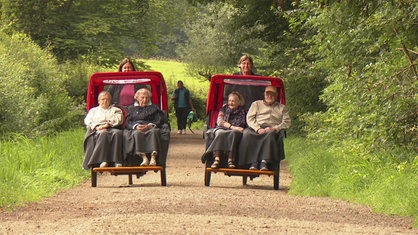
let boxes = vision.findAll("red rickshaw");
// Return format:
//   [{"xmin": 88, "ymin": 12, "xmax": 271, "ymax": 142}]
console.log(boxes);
[
  {"xmin": 202, "ymin": 74, "xmax": 286, "ymax": 190},
  {"xmin": 86, "ymin": 71, "xmax": 170, "ymax": 187}
]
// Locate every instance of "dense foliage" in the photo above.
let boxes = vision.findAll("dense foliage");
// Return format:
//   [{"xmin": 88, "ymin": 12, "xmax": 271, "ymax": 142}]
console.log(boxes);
[
  {"xmin": 286, "ymin": 1, "xmax": 418, "ymax": 153},
  {"xmin": 0, "ymin": 0, "xmax": 192, "ymax": 64},
  {"xmin": 0, "ymin": 32, "xmax": 83, "ymax": 137}
]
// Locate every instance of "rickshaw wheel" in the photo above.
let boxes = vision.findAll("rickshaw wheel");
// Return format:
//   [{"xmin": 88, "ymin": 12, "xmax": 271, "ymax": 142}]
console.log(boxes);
[
  {"xmin": 161, "ymin": 168, "xmax": 167, "ymax": 186},
  {"xmin": 274, "ymin": 175, "xmax": 279, "ymax": 190},
  {"xmin": 91, "ymin": 168, "xmax": 98, "ymax": 187},
  {"xmin": 204, "ymin": 160, "xmax": 211, "ymax": 186}
]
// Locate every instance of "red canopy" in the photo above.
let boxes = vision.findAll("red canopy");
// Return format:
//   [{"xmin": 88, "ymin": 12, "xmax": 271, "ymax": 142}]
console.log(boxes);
[
  {"xmin": 86, "ymin": 71, "xmax": 168, "ymax": 111},
  {"xmin": 206, "ymin": 74, "xmax": 286, "ymax": 128}
]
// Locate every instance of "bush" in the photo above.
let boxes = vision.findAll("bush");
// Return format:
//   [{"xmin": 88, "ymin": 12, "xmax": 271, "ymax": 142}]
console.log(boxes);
[{"xmin": 0, "ymin": 32, "xmax": 83, "ymax": 137}]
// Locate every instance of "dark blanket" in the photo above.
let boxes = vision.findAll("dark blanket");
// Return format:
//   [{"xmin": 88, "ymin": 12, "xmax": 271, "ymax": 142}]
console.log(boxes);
[
  {"xmin": 123, "ymin": 123, "xmax": 170, "ymax": 167},
  {"xmin": 83, "ymin": 127, "xmax": 124, "ymax": 170},
  {"xmin": 201, "ymin": 128, "xmax": 243, "ymax": 166},
  {"xmin": 238, "ymin": 128, "xmax": 285, "ymax": 167}
]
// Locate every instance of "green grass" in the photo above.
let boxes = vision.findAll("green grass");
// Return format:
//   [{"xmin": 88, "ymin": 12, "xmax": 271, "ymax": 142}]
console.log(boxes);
[
  {"xmin": 145, "ymin": 59, "xmax": 209, "ymax": 95},
  {"xmin": 0, "ymin": 129, "xmax": 88, "ymax": 208},
  {"xmin": 144, "ymin": 59, "xmax": 209, "ymax": 130},
  {"xmin": 284, "ymin": 136, "xmax": 418, "ymax": 226}
]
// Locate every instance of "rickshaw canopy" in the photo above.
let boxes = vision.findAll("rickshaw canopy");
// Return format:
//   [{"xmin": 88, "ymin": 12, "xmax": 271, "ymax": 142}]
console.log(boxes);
[
  {"xmin": 206, "ymin": 74, "xmax": 286, "ymax": 128},
  {"xmin": 86, "ymin": 71, "xmax": 168, "ymax": 111}
]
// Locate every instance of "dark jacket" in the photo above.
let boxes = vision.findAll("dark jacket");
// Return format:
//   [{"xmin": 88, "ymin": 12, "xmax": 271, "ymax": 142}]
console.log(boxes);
[
  {"xmin": 125, "ymin": 104, "xmax": 166, "ymax": 129},
  {"xmin": 173, "ymin": 88, "xmax": 191, "ymax": 108}
]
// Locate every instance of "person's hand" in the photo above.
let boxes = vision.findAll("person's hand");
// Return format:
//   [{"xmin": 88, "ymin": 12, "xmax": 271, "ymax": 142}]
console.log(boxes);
[
  {"xmin": 136, "ymin": 124, "xmax": 149, "ymax": 132},
  {"xmin": 96, "ymin": 123, "xmax": 110, "ymax": 130},
  {"xmin": 231, "ymin": 126, "xmax": 244, "ymax": 132},
  {"xmin": 257, "ymin": 127, "xmax": 273, "ymax": 134}
]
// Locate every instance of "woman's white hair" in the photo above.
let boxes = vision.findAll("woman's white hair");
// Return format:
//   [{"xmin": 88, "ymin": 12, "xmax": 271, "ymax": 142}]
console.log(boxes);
[
  {"xmin": 134, "ymin": 88, "xmax": 152, "ymax": 105},
  {"xmin": 98, "ymin": 91, "xmax": 111, "ymax": 101}
]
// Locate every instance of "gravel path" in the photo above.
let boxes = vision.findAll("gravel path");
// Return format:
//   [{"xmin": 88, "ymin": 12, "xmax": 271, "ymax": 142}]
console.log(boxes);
[{"xmin": 0, "ymin": 131, "xmax": 416, "ymax": 234}]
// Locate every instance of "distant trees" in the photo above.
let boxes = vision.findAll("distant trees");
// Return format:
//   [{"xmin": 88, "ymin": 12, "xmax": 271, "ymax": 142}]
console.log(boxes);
[
  {"xmin": 178, "ymin": 2, "xmax": 265, "ymax": 80},
  {"xmin": 179, "ymin": 0, "xmax": 288, "ymax": 79},
  {"xmin": 0, "ymin": 0, "xmax": 192, "ymax": 64}
]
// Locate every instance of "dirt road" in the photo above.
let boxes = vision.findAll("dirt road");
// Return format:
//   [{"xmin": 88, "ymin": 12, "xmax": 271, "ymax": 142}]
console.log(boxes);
[{"xmin": 0, "ymin": 131, "xmax": 415, "ymax": 234}]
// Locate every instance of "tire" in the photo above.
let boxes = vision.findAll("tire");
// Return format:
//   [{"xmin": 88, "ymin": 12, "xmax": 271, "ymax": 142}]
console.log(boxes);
[
  {"xmin": 91, "ymin": 168, "xmax": 97, "ymax": 187},
  {"xmin": 161, "ymin": 168, "xmax": 167, "ymax": 186},
  {"xmin": 204, "ymin": 160, "xmax": 211, "ymax": 186}
]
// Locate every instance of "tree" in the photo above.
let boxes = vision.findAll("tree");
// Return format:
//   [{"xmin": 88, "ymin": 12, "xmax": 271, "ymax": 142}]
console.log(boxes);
[
  {"xmin": 178, "ymin": 1, "xmax": 268, "ymax": 80},
  {"xmin": 295, "ymin": 0, "xmax": 418, "ymax": 152},
  {"xmin": 0, "ymin": 0, "xmax": 153, "ymax": 64}
]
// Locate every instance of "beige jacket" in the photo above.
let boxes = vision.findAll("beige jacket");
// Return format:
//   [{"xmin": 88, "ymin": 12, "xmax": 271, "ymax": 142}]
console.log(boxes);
[{"xmin": 246, "ymin": 100, "xmax": 291, "ymax": 132}]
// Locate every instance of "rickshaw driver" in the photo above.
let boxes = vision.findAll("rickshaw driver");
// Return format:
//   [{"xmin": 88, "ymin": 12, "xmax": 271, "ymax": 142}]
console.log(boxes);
[{"xmin": 225, "ymin": 54, "xmax": 265, "ymax": 110}]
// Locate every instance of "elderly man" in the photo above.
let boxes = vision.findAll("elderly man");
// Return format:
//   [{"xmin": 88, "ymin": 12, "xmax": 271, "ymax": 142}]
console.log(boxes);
[{"xmin": 238, "ymin": 85, "xmax": 291, "ymax": 170}]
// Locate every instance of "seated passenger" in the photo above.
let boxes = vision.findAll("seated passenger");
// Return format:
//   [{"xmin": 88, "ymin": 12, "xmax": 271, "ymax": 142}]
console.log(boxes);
[
  {"xmin": 202, "ymin": 92, "xmax": 247, "ymax": 168},
  {"xmin": 83, "ymin": 91, "xmax": 124, "ymax": 169},
  {"xmin": 238, "ymin": 86, "xmax": 291, "ymax": 171},
  {"xmin": 125, "ymin": 88, "xmax": 166, "ymax": 166}
]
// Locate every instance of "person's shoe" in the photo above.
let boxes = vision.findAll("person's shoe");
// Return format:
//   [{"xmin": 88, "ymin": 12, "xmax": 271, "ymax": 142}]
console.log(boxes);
[
  {"xmin": 181, "ymin": 129, "xmax": 186, "ymax": 134},
  {"xmin": 140, "ymin": 158, "xmax": 149, "ymax": 166},
  {"xmin": 260, "ymin": 160, "xmax": 269, "ymax": 171},
  {"xmin": 228, "ymin": 160, "xmax": 236, "ymax": 168},
  {"xmin": 177, "ymin": 130, "xmax": 182, "ymax": 134},
  {"xmin": 139, "ymin": 153, "xmax": 149, "ymax": 166},
  {"xmin": 149, "ymin": 151, "xmax": 158, "ymax": 166},
  {"xmin": 249, "ymin": 162, "xmax": 258, "ymax": 170},
  {"xmin": 211, "ymin": 159, "xmax": 220, "ymax": 169},
  {"xmin": 100, "ymin": 162, "xmax": 108, "ymax": 168},
  {"xmin": 115, "ymin": 163, "xmax": 122, "ymax": 167}
]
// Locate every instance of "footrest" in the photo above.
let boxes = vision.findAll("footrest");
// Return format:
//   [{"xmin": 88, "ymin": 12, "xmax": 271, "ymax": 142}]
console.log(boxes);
[
  {"xmin": 205, "ymin": 167, "xmax": 275, "ymax": 176},
  {"xmin": 93, "ymin": 166, "xmax": 163, "ymax": 174},
  {"xmin": 91, "ymin": 166, "xmax": 166, "ymax": 187}
]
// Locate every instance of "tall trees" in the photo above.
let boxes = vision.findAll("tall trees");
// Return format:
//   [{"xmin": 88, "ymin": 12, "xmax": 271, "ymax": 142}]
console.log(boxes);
[
  {"xmin": 178, "ymin": 2, "xmax": 265, "ymax": 80},
  {"xmin": 179, "ymin": 0, "xmax": 292, "ymax": 79},
  {"xmin": 0, "ymin": 0, "xmax": 194, "ymax": 63},
  {"xmin": 290, "ymin": 1, "xmax": 418, "ymax": 152},
  {"xmin": 0, "ymin": 0, "xmax": 161, "ymax": 63}
]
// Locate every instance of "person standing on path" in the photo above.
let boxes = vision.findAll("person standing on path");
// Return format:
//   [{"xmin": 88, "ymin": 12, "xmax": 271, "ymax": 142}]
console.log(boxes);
[{"xmin": 171, "ymin": 80, "xmax": 195, "ymax": 134}]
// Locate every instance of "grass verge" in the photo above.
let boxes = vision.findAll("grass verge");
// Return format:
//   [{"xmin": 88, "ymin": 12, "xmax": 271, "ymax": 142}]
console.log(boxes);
[
  {"xmin": 285, "ymin": 136, "xmax": 418, "ymax": 227},
  {"xmin": 0, "ymin": 128, "xmax": 88, "ymax": 209}
]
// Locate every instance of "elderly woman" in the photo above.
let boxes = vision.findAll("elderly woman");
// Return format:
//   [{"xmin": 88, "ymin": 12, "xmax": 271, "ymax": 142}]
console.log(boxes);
[
  {"xmin": 83, "ymin": 91, "xmax": 124, "ymax": 169},
  {"xmin": 202, "ymin": 92, "xmax": 247, "ymax": 168},
  {"xmin": 238, "ymin": 86, "xmax": 291, "ymax": 171},
  {"xmin": 125, "ymin": 88, "xmax": 165, "ymax": 166}
]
